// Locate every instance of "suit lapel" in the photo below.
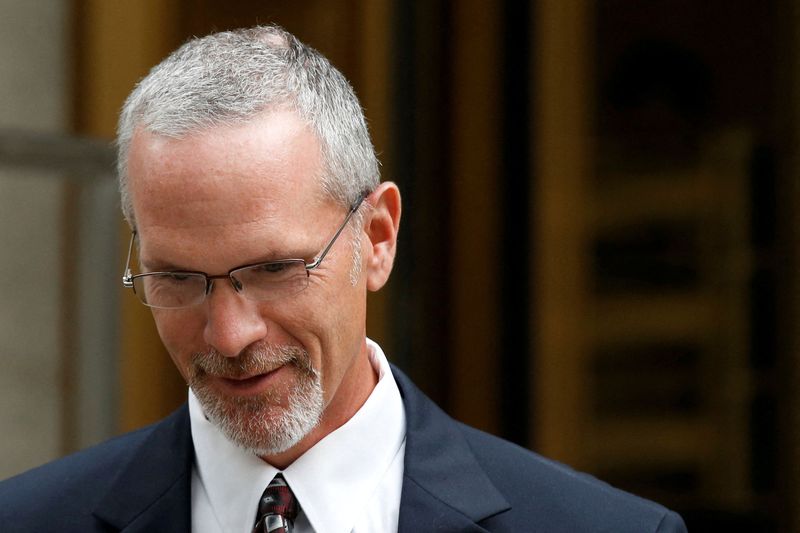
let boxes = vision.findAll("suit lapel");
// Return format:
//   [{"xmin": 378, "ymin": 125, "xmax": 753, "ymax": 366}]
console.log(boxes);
[
  {"xmin": 392, "ymin": 367, "xmax": 510, "ymax": 532},
  {"xmin": 92, "ymin": 405, "xmax": 193, "ymax": 532},
  {"xmin": 397, "ymin": 476, "xmax": 492, "ymax": 533}
]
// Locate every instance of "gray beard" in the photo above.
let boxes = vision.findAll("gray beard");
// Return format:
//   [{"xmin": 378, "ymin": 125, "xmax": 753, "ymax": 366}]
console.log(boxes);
[{"xmin": 188, "ymin": 343, "xmax": 323, "ymax": 457}]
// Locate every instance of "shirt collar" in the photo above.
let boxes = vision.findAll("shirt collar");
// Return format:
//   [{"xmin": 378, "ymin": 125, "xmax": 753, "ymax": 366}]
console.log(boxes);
[{"xmin": 189, "ymin": 338, "xmax": 406, "ymax": 533}]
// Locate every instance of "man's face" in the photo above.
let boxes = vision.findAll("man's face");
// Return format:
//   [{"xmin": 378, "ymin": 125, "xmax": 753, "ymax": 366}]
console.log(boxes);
[{"xmin": 126, "ymin": 110, "xmax": 374, "ymax": 459}]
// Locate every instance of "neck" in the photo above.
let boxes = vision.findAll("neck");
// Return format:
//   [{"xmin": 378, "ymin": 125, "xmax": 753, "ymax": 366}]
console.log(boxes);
[{"xmin": 259, "ymin": 340, "xmax": 378, "ymax": 469}]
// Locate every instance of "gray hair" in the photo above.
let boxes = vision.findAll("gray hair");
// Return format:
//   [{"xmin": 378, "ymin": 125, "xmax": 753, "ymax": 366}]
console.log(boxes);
[{"xmin": 116, "ymin": 25, "xmax": 379, "ymax": 227}]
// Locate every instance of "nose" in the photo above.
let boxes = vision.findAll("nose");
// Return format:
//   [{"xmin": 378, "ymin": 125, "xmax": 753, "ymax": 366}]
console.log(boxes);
[{"xmin": 202, "ymin": 280, "xmax": 267, "ymax": 357}]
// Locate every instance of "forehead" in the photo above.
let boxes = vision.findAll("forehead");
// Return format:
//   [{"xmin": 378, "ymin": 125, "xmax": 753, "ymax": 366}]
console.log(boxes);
[
  {"xmin": 127, "ymin": 110, "xmax": 331, "ymax": 264},
  {"xmin": 129, "ymin": 111, "xmax": 324, "ymax": 223}
]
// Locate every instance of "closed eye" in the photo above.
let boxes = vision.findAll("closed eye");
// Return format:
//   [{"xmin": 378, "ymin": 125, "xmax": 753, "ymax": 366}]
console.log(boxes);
[
  {"xmin": 238, "ymin": 261, "xmax": 305, "ymax": 283},
  {"xmin": 255, "ymin": 262, "xmax": 291, "ymax": 274}
]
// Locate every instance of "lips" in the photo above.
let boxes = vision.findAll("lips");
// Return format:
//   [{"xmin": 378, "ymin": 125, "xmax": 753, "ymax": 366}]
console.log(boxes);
[
  {"xmin": 211, "ymin": 365, "xmax": 287, "ymax": 395},
  {"xmin": 221, "ymin": 373, "xmax": 268, "ymax": 387}
]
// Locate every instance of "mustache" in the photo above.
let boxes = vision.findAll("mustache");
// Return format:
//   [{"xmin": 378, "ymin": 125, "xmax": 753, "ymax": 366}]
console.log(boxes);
[{"xmin": 191, "ymin": 343, "xmax": 313, "ymax": 379}]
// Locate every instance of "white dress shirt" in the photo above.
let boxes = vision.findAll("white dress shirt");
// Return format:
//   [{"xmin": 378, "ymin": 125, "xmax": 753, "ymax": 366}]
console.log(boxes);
[{"xmin": 190, "ymin": 338, "xmax": 407, "ymax": 533}]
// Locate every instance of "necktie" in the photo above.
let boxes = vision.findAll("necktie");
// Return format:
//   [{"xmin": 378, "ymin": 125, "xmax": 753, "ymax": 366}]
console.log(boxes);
[{"xmin": 253, "ymin": 474, "xmax": 299, "ymax": 533}]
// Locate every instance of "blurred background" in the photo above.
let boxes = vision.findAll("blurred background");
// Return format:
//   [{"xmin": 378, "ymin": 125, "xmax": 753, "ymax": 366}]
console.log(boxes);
[{"xmin": 0, "ymin": 1, "xmax": 797, "ymax": 531}]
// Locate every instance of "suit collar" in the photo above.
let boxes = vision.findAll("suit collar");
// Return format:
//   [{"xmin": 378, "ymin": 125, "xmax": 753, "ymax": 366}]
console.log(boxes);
[
  {"xmin": 92, "ymin": 405, "xmax": 193, "ymax": 532},
  {"xmin": 392, "ymin": 366, "xmax": 510, "ymax": 531}
]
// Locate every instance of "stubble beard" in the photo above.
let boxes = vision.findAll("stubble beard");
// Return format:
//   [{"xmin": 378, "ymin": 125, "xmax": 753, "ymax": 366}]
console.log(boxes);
[{"xmin": 188, "ymin": 343, "xmax": 324, "ymax": 457}]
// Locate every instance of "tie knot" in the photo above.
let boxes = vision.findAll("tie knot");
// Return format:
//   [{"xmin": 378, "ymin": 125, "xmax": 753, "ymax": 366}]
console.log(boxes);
[{"xmin": 254, "ymin": 474, "xmax": 299, "ymax": 533}]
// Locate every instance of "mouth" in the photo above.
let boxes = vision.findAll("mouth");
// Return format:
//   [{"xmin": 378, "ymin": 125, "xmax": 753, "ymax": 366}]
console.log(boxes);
[{"xmin": 212, "ymin": 365, "xmax": 288, "ymax": 396}]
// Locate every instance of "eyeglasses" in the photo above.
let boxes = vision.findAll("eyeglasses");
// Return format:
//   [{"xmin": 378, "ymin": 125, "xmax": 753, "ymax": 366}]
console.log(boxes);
[{"xmin": 122, "ymin": 193, "xmax": 367, "ymax": 309}]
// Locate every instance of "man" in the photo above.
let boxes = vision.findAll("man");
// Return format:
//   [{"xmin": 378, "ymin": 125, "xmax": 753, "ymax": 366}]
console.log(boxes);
[{"xmin": 0, "ymin": 25, "xmax": 686, "ymax": 532}]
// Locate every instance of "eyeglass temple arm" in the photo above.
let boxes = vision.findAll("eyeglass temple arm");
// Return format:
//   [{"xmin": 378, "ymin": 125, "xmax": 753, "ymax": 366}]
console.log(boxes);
[
  {"xmin": 122, "ymin": 231, "xmax": 136, "ymax": 288},
  {"xmin": 305, "ymin": 192, "xmax": 367, "ymax": 271}
]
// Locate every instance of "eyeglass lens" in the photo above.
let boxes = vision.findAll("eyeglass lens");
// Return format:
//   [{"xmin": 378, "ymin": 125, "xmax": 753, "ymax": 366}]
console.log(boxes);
[{"xmin": 132, "ymin": 260, "xmax": 309, "ymax": 309}]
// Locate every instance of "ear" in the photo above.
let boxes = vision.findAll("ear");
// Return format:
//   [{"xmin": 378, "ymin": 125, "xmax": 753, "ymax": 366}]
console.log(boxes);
[{"xmin": 363, "ymin": 182, "xmax": 401, "ymax": 292}]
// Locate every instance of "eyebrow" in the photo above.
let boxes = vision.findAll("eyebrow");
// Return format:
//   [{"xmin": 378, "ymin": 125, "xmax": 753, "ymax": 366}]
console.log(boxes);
[{"xmin": 139, "ymin": 258, "xmax": 188, "ymax": 273}]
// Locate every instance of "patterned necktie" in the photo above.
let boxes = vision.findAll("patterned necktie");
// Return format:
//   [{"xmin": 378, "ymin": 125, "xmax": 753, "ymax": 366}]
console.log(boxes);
[{"xmin": 253, "ymin": 474, "xmax": 299, "ymax": 533}]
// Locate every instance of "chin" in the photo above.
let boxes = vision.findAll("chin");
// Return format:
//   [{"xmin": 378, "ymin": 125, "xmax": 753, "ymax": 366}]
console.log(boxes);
[{"xmin": 193, "ymin": 372, "xmax": 324, "ymax": 456}]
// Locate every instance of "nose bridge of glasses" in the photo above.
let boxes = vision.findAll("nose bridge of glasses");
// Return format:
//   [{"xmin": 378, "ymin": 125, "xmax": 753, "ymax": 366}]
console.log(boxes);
[{"xmin": 206, "ymin": 272, "xmax": 243, "ymax": 293}]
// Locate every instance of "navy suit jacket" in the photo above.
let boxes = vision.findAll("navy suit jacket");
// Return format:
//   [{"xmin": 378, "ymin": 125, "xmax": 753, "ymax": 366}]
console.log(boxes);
[{"xmin": 0, "ymin": 367, "xmax": 686, "ymax": 532}]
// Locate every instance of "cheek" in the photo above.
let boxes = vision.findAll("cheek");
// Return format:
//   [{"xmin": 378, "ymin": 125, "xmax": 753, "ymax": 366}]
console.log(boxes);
[
  {"xmin": 274, "ymin": 300, "xmax": 337, "ymax": 371},
  {"xmin": 309, "ymin": 293, "xmax": 365, "ymax": 372},
  {"xmin": 151, "ymin": 310, "xmax": 205, "ymax": 375}
]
